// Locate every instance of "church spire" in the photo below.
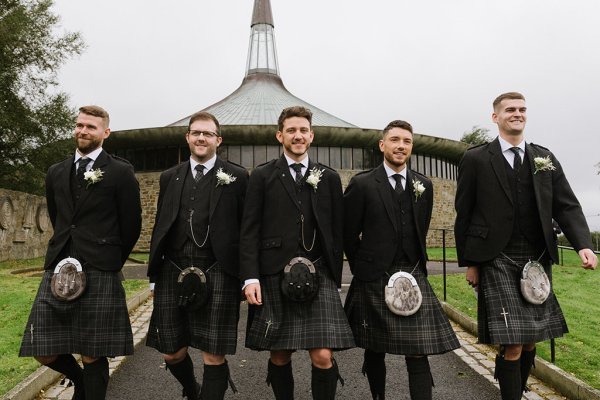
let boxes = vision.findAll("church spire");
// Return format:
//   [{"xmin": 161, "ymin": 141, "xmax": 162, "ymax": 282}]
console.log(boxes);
[{"xmin": 246, "ymin": 0, "xmax": 279, "ymax": 76}]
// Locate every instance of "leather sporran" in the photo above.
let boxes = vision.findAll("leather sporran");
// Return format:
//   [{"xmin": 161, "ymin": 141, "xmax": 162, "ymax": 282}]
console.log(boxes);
[
  {"xmin": 51, "ymin": 258, "xmax": 87, "ymax": 301},
  {"xmin": 176, "ymin": 266, "xmax": 210, "ymax": 311},
  {"xmin": 280, "ymin": 257, "xmax": 320, "ymax": 302},
  {"xmin": 520, "ymin": 260, "xmax": 550, "ymax": 304},
  {"xmin": 384, "ymin": 271, "xmax": 422, "ymax": 316}
]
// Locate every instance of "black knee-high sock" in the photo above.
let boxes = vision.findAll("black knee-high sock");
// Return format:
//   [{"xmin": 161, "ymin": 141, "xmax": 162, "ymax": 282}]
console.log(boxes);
[
  {"xmin": 311, "ymin": 360, "xmax": 341, "ymax": 400},
  {"xmin": 82, "ymin": 357, "xmax": 109, "ymax": 400},
  {"xmin": 266, "ymin": 359, "xmax": 294, "ymax": 400},
  {"xmin": 166, "ymin": 353, "xmax": 200, "ymax": 399},
  {"xmin": 201, "ymin": 362, "xmax": 230, "ymax": 400},
  {"xmin": 46, "ymin": 355, "xmax": 85, "ymax": 399},
  {"xmin": 406, "ymin": 357, "xmax": 433, "ymax": 400},
  {"xmin": 520, "ymin": 348, "xmax": 536, "ymax": 393},
  {"xmin": 494, "ymin": 355, "xmax": 522, "ymax": 400},
  {"xmin": 362, "ymin": 350, "xmax": 386, "ymax": 399}
]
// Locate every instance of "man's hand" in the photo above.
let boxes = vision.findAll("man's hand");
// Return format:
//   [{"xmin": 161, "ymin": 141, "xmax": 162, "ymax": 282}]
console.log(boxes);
[
  {"xmin": 578, "ymin": 248, "xmax": 598, "ymax": 270},
  {"xmin": 466, "ymin": 266, "xmax": 479, "ymax": 292},
  {"xmin": 244, "ymin": 282, "xmax": 263, "ymax": 305}
]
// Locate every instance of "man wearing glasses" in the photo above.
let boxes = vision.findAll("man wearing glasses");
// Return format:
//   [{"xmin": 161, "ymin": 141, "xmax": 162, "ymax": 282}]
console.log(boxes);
[{"xmin": 146, "ymin": 111, "xmax": 248, "ymax": 400}]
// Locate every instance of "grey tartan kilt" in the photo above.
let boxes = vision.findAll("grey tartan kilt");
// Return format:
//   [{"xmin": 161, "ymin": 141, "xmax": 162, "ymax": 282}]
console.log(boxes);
[
  {"xmin": 146, "ymin": 260, "xmax": 241, "ymax": 355},
  {"xmin": 344, "ymin": 262, "xmax": 460, "ymax": 356},
  {"xmin": 245, "ymin": 263, "xmax": 355, "ymax": 351},
  {"xmin": 19, "ymin": 268, "xmax": 133, "ymax": 357},
  {"xmin": 478, "ymin": 238, "xmax": 568, "ymax": 345}
]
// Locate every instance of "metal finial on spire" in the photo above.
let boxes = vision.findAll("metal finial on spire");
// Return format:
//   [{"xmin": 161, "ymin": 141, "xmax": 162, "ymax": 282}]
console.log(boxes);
[{"xmin": 251, "ymin": 0, "xmax": 274, "ymax": 27}]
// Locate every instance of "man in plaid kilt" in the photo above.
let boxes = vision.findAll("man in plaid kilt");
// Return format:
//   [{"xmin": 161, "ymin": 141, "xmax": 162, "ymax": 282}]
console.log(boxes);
[
  {"xmin": 19, "ymin": 105, "xmax": 142, "ymax": 400},
  {"xmin": 455, "ymin": 92, "xmax": 597, "ymax": 399},
  {"xmin": 145, "ymin": 111, "xmax": 248, "ymax": 400},
  {"xmin": 343, "ymin": 120, "xmax": 460, "ymax": 400},
  {"xmin": 240, "ymin": 106, "xmax": 355, "ymax": 399}
]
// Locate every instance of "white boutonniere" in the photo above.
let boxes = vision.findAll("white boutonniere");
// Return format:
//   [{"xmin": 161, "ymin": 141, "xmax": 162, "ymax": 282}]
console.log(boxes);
[
  {"xmin": 533, "ymin": 156, "xmax": 556, "ymax": 174},
  {"xmin": 215, "ymin": 168, "xmax": 237, "ymax": 186},
  {"xmin": 412, "ymin": 179, "xmax": 425, "ymax": 201},
  {"xmin": 306, "ymin": 167, "xmax": 324, "ymax": 192},
  {"xmin": 83, "ymin": 169, "xmax": 104, "ymax": 188}
]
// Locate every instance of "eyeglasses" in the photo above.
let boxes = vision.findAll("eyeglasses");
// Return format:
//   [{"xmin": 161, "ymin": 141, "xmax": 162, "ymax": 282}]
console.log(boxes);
[{"xmin": 188, "ymin": 130, "xmax": 220, "ymax": 139}]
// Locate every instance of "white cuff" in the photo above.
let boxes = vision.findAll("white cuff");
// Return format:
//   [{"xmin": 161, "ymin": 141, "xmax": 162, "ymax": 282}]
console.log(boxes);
[
  {"xmin": 149, "ymin": 282, "xmax": 155, "ymax": 291},
  {"xmin": 242, "ymin": 278, "xmax": 260, "ymax": 290}
]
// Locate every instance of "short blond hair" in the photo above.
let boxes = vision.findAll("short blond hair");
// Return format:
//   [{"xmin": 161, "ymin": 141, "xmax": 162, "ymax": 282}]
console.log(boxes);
[{"xmin": 79, "ymin": 105, "xmax": 110, "ymax": 127}]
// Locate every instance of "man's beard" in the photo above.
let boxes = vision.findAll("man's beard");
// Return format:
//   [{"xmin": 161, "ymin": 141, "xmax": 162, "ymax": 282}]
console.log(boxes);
[{"xmin": 75, "ymin": 137, "xmax": 101, "ymax": 154}]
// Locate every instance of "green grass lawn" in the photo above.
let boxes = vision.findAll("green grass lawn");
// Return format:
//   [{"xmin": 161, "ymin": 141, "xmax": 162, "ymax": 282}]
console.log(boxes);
[
  {"xmin": 0, "ymin": 258, "xmax": 147, "ymax": 396},
  {"xmin": 428, "ymin": 248, "xmax": 600, "ymax": 389}
]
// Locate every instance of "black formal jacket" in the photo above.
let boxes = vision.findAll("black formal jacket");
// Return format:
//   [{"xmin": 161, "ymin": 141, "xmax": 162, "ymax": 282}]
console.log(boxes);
[
  {"xmin": 455, "ymin": 137, "xmax": 592, "ymax": 267},
  {"xmin": 44, "ymin": 150, "xmax": 142, "ymax": 271},
  {"xmin": 239, "ymin": 155, "xmax": 344, "ymax": 286},
  {"xmin": 147, "ymin": 158, "xmax": 248, "ymax": 279},
  {"xmin": 343, "ymin": 164, "xmax": 433, "ymax": 282}
]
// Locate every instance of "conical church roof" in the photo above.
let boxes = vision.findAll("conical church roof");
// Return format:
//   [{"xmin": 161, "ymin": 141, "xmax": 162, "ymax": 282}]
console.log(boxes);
[{"xmin": 169, "ymin": 0, "xmax": 356, "ymax": 128}]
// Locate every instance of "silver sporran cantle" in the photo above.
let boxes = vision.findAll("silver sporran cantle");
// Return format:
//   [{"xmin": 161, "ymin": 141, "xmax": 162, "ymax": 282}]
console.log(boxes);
[
  {"xmin": 520, "ymin": 260, "xmax": 550, "ymax": 304},
  {"xmin": 51, "ymin": 257, "xmax": 87, "ymax": 301},
  {"xmin": 384, "ymin": 271, "xmax": 422, "ymax": 316},
  {"xmin": 177, "ymin": 266, "xmax": 209, "ymax": 311}
]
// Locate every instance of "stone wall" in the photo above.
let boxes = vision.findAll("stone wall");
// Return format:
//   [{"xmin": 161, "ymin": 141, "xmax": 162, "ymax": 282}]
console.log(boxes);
[
  {"xmin": 0, "ymin": 168, "xmax": 457, "ymax": 260},
  {"xmin": 0, "ymin": 189, "xmax": 52, "ymax": 262}
]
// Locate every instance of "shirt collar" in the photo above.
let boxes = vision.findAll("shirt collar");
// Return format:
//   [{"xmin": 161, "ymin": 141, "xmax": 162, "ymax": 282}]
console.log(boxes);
[
  {"xmin": 190, "ymin": 154, "xmax": 217, "ymax": 174},
  {"xmin": 284, "ymin": 153, "xmax": 309, "ymax": 169},
  {"xmin": 74, "ymin": 147, "xmax": 103, "ymax": 165},
  {"xmin": 498, "ymin": 136, "xmax": 525, "ymax": 154},
  {"xmin": 383, "ymin": 162, "xmax": 407, "ymax": 180}
]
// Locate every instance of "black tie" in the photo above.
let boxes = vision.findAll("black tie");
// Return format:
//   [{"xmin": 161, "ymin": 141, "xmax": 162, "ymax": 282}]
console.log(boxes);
[
  {"xmin": 291, "ymin": 163, "xmax": 303, "ymax": 185},
  {"xmin": 392, "ymin": 174, "xmax": 404, "ymax": 194},
  {"xmin": 194, "ymin": 164, "xmax": 205, "ymax": 182},
  {"xmin": 77, "ymin": 157, "xmax": 91, "ymax": 180},
  {"xmin": 510, "ymin": 147, "xmax": 522, "ymax": 171}
]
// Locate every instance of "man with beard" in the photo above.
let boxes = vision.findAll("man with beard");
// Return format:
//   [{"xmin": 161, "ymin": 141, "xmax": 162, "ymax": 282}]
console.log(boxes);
[
  {"xmin": 455, "ymin": 92, "xmax": 597, "ymax": 399},
  {"xmin": 240, "ymin": 106, "xmax": 354, "ymax": 399},
  {"xmin": 19, "ymin": 105, "xmax": 142, "ymax": 400},
  {"xmin": 146, "ymin": 111, "xmax": 248, "ymax": 400},
  {"xmin": 343, "ymin": 120, "xmax": 459, "ymax": 400}
]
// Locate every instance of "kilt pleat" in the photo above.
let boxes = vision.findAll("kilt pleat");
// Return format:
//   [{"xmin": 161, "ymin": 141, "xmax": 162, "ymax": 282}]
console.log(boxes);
[
  {"xmin": 344, "ymin": 263, "xmax": 459, "ymax": 356},
  {"xmin": 245, "ymin": 265, "xmax": 355, "ymax": 351},
  {"xmin": 146, "ymin": 261, "xmax": 240, "ymax": 355},
  {"xmin": 478, "ymin": 238, "xmax": 568, "ymax": 345},
  {"xmin": 19, "ymin": 269, "xmax": 133, "ymax": 357}
]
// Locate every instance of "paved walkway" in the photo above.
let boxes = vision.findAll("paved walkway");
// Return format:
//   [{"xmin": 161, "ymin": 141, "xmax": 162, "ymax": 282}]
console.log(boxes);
[{"xmin": 34, "ymin": 295, "xmax": 566, "ymax": 400}]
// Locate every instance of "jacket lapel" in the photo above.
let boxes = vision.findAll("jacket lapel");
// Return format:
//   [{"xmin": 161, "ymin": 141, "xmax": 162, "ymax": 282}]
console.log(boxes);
[
  {"xmin": 58, "ymin": 157, "xmax": 75, "ymax": 213},
  {"xmin": 276, "ymin": 155, "xmax": 302, "ymax": 212},
  {"xmin": 209, "ymin": 158, "xmax": 224, "ymax": 220},
  {"xmin": 165, "ymin": 162, "xmax": 189, "ymax": 224},
  {"xmin": 375, "ymin": 164, "xmax": 398, "ymax": 232},
  {"xmin": 489, "ymin": 138, "xmax": 513, "ymax": 205},
  {"xmin": 407, "ymin": 170, "xmax": 424, "ymax": 238}
]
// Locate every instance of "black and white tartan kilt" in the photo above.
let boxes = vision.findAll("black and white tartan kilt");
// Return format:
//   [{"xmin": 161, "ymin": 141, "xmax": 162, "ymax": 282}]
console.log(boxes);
[
  {"xmin": 344, "ymin": 262, "xmax": 460, "ymax": 356},
  {"xmin": 245, "ymin": 261, "xmax": 355, "ymax": 351},
  {"xmin": 146, "ymin": 260, "xmax": 241, "ymax": 355},
  {"xmin": 19, "ymin": 268, "xmax": 133, "ymax": 357},
  {"xmin": 478, "ymin": 238, "xmax": 568, "ymax": 345}
]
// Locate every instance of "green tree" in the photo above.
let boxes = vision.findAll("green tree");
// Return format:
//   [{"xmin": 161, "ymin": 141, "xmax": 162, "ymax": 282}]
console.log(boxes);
[
  {"xmin": 0, "ymin": 0, "xmax": 84, "ymax": 194},
  {"xmin": 460, "ymin": 125, "xmax": 492, "ymax": 146}
]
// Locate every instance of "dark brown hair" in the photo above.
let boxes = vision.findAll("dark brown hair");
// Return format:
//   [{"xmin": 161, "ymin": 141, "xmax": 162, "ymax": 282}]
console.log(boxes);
[
  {"xmin": 493, "ymin": 92, "xmax": 525, "ymax": 111},
  {"xmin": 188, "ymin": 111, "xmax": 220, "ymax": 135},
  {"xmin": 277, "ymin": 106, "xmax": 313, "ymax": 131},
  {"xmin": 382, "ymin": 120, "xmax": 413, "ymax": 136}
]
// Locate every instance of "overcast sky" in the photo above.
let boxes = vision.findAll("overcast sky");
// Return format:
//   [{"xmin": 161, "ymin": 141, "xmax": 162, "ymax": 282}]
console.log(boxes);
[{"xmin": 51, "ymin": 0, "xmax": 600, "ymax": 230}]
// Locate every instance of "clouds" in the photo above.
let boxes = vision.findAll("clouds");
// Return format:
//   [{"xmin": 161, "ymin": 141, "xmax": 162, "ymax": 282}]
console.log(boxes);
[{"xmin": 52, "ymin": 0, "xmax": 600, "ymax": 229}]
